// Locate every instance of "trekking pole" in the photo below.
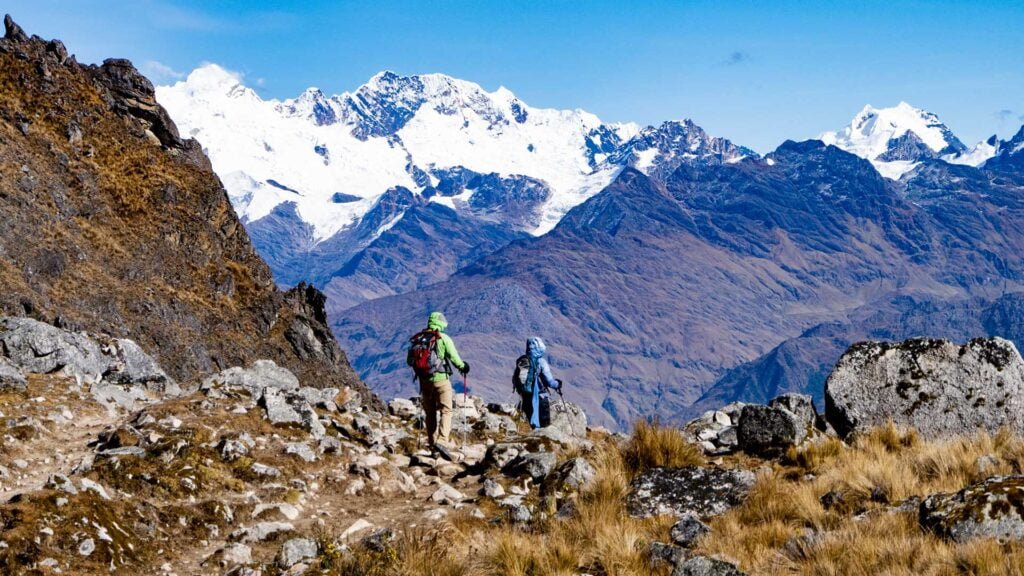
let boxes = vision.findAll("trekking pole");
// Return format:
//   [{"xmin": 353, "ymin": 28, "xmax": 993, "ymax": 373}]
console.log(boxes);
[{"xmin": 461, "ymin": 373, "xmax": 470, "ymax": 447}]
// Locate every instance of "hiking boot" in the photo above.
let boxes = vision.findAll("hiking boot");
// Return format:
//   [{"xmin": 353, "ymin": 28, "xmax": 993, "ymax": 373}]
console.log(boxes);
[{"xmin": 432, "ymin": 441, "xmax": 454, "ymax": 462}]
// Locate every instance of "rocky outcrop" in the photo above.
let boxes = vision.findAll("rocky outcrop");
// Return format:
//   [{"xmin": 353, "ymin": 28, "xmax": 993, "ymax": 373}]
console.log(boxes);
[
  {"xmin": 737, "ymin": 395, "xmax": 817, "ymax": 456},
  {"xmin": 0, "ymin": 16, "xmax": 369, "ymax": 401},
  {"xmin": 626, "ymin": 466, "xmax": 755, "ymax": 518},
  {"xmin": 825, "ymin": 338, "xmax": 1024, "ymax": 439},
  {"xmin": 920, "ymin": 476, "xmax": 1024, "ymax": 542},
  {"xmin": 0, "ymin": 316, "xmax": 178, "ymax": 408},
  {"xmin": 672, "ymin": 556, "xmax": 747, "ymax": 576}
]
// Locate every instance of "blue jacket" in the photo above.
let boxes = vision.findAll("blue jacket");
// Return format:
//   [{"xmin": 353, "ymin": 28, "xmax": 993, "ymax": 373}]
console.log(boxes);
[{"xmin": 524, "ymin": 337, "xmax": 560, "ymax": 427}]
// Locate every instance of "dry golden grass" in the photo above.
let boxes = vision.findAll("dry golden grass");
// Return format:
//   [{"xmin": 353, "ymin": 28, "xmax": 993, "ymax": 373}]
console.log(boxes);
[
  {"xmin": 699, "ymin": 422, "xmax": 1024, "ymax": 575},
  {"xmin": 622, "ymin": 419, "xmax": 705, "ymax": 476}
]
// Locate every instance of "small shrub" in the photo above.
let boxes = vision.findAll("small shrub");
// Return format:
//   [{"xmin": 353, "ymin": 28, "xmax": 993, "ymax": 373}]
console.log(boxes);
[{"xmin": 621, "ymin": 419, "xmax": 703, "ymax": 475}]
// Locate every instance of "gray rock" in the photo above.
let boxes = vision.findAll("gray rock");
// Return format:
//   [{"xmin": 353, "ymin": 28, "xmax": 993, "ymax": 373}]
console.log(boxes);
[
  {"xmin": 203, "ymin": 360, "xmax": 299, "ymax": 398},
  {"xmin": 510, "ymin": 504, "xmax": 532, "ymax": 523},
  {"xmin": 251, "ymin": 462, "xmax": 281, "ymax": 477},
  {"xmin": 430, "ymin": 483, "xmax": 465, "ymax": 506},
  {"xmin": 626, "ymin": 466, "xmax": 755, "ymax": 518},
  {"xmin": 825, "ymin": 338, "xmax": 1024, "ymax": 439},
  {"xmin": 504, "ymin": 451, "xmax": 557, "ymax": 481},
  {"xmin": 78, "ymin": 537, "xmax": 95, "ymax": 557},
  {"xmin": 361, "ymin": 528, "xmax": 394, "ymax": 552},
  {"xmin": 0, "ymin": 317, "xmax": 109, "ymax": 382},
  {"xmin": 671, "ymin": 511, "xmax": 711, "ymax": 548},
  {"xmin": 296, "ymin": 386, "xmax": 339, "ymax": 409},
  {"xmin": 104, "ymin": 338, "xmax": 178, "ymax": 394},
  {"xmin": 90, "ymin": 382, "xmax": 152, "ymax": 411},
  {"xmin": 482, "ymin": 478, "xmax": 506, "ymax": 499},
  {"xmin": 218, "ymin": 543, "xmax": 252, "ymax": 566},
  {"xmin": 920, "ymin": 475, "xmax": 1024, "ymax": 542},
  {"xmin": 488, "ymin": 443, "xmax": 526, "ymax": 469},
  {"xmin": 487, "ymin": 402, "xmax": 517, "ymax": 416},
  {"xmin": 544, "ymin": 457, "xmax": 596, "ymax": 493},
  {"xmin": 97, "ymin": 446, "xmax": 146, "ymax": 458},
  {"xmin": 284, "ymin": 442, "xmax": 317, "ymax": 462},
  {"xmin": 297, "ymin": 402, "xmax": 326, "ymax": 438},
  {"xmin": 475, "ymin": 413, "xmax": 518, "ymax": 434},
  {"xmin": 261, "ymin": 388, "xmax": 302, "ymax": 425},
  {"xmin": 230, "ymin": 522, "xmax": 295, "ymax": 543},
  {"xmin": 650, "ymin": 542, "xmax": 687, "ymax": 567},
  {"xmin": 768, "ymin": 393, "xmax": 817, "ymax": 426},
  {"xmin": 218, "ymin": 438, "xmax": 249, "ymax": 462},
  {"xmin": 45, "ymin": 474, "xmax": 78, "ymax": 495},
  {"xmin": 0, "ymin": 357, "xmax": 27, "ymax": 391},
  {"xmin": 388, "ymin": 398, "xmax": 419, "ymax": 419},
  {"xmin": 546, "ymin": 400, "xmax": 587, "ymax": 438},
  {"xmin": 79, "ymin": 478, "xmax": 111, "ymax": 500},
  {"xmin": 277, "ymin": 537, "xmax": 318, "ymax": 568},
  {"xmin": 672, "ymin": 556, "xmax": 746, "ymax": 576},
  {"xmin": 737, "ymin": 404, "xmax": 807, "ymax": 456}
]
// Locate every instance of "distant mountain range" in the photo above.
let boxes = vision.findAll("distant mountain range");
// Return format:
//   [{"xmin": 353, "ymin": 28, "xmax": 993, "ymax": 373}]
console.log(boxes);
[{"xmin": 157, "ymin": 68, "xmax": 1024, "ymax": 428}]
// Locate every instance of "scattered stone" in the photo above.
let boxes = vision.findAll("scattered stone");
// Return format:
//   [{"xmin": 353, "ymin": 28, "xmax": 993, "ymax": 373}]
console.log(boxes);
[
  {"xmin": 218, "ymin": 438, "xmax": 249, "ymax": 462},
  {"xmin": 920, "ymin": 475, "xmax": 1024, "ymax": 542},
  {"xmin": 671, "ymin": 512, "xmax": 711, "ymax": 548},
  {"xmin": 431, "ymin": 483, "xmax": 466, "ymax": 506},
  {"xmin": 737, "ymin": 404, "xmax": 808, "ymax": 456},
  {"xmin": 339, "ymin": 519, "xmax": 373, "ymax": 540},
  {"xmin": 45, "ymin": 473, "xmax": 78, "ymax": 495},
  {"xmin": 650, "ymin": 541, "xmax": 686, "ymax": 567},
  {"xmin": 253, "ymin": 503, "xmax": 301, "ymax": 522},
  {"xmin": 388, "ymin": 398, "xmax": 419, "ymax": 419},
  {"xmin": 672, "ymin": 555, "xmax": 746, "ymax": 576},
  {"xmin": 510, "ymin": 504, "xmax": 532, "ymax": 523},
  {"xmin": 626, "ymin": 466, "xmax": 755, "ymax": 518},
  {"xmin": 277, "ymin": 537, "xmax": 318, "ymax": 568},
  {"xmin": 361, "ymin": 528, "xmax": 394, "ymax": 552},
  {"xmin": 79, "ymin": 478, "xmax": 111, "ymax": 500},
  {"xmin": 262, "ymin": 388, "xmax": 302, "ymax": 425},
  {"xmin": 251, "ymin": 462, "xmax": 281, "ymax": 478},
  {"xmin": 78, "ymin": 537, "xmax": 95, "ymax": 556},
  {"xmin": 482, "ymin": 478, "xmax": 506, "ymax": 499},
  {"xmin": 825, "ymin": 338, "xmax": 1024, "ymax": 439},
  {"xmin": 504, "ymin": 451, "xmax": 557, "ymax": 481},
  {"xmin": 230, "ymin": 522, "xmax": 295, "ymax": 543},
  {"xmin": 218, "ymin": 543, "xmax": 252, "ymax": 566},
  {"xmin": 202, "ymin": 360, "xmax": 300, "ymax": 397},
  {"xmin": 284, "ymin": 442, "xmax": 317, "ymax": 462},
  {"xmin": 544, "ymin": 457, "xmax": 596, "ymax": 493}
]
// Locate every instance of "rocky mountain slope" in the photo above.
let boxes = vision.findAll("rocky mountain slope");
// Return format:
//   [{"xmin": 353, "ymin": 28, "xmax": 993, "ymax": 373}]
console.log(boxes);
[
  {"xmin": 335, "ymin": 139, "xmax": 1024, "ymax": 429},
  {"xmin": 0, "ymin": 16, "xmax": 367, "ymax": 396}
]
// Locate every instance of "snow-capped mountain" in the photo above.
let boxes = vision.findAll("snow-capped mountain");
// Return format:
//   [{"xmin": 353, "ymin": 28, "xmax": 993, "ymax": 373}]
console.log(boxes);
[
  {"xmin": 157, "ymin": 65, "xmax": 644, "ymax": 242},
  {"xmin": 156, "ymin": 65, "xmax": 755, "ymax": 305},
  {"xmin": 819, "ymin": 102, "xmax": 995, "ymax": 179}
]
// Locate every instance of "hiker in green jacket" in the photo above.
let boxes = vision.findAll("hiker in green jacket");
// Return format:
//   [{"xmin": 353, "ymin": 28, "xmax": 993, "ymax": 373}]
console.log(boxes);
[{"xmin": 407, "ymin": 311, "xmax": 469, "ymax": 452}]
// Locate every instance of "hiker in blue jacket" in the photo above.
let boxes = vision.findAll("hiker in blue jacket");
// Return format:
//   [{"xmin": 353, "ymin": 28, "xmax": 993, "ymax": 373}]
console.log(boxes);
[{"xmin": 512, "ymin": 337, "xmax": 561, "ymax": 428}]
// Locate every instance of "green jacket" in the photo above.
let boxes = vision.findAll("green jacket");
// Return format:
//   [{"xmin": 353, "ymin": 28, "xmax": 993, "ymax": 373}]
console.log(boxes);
[{"xmin": 427, "ymin": 311, "xmax": 466, "ymax": 382}]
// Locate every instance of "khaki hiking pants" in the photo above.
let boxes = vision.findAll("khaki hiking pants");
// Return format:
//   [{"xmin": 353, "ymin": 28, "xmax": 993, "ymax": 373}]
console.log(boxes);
[{"xmin": 421, "ymin": 378, "xmax": 453, "ymax": 445}]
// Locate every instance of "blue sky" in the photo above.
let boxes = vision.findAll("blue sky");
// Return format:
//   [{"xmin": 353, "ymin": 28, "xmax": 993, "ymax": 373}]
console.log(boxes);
[{"xmin": 7, "ymin": 0, "xmax": 1023, "ymax": 152}]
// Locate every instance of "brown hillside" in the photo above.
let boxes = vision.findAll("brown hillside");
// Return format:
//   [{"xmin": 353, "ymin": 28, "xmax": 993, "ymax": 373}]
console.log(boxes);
[{"xmin": 0, "ymin": 16, "xmax": 368, "ymax": 397}]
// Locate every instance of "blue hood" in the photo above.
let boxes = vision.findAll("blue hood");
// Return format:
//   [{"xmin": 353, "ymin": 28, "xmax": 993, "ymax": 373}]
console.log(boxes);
[{"xmin": 527, "ymin": 337, "xmax": 546, "ymax": 361}]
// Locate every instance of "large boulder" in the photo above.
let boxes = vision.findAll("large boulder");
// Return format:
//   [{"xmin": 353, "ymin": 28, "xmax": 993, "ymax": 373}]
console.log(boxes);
[
  {"xmin": 825, "ymin": 338, "xmax": 1024, "ymax": 439},
  {"xmin": 202, "ymin": 360, "xmax": 300, "ymax": 398},
  {"xmin": 920, "ymin": 475, "xmax": 1024, "ymax": 542},
  {"xmin": 0, "ymin": 317, "xmax": 109, "ymax": 382},
  {"xmin": 626, "ymin": 466, "xmax": 755, "ymax": 518},
  {"xmin": 737, "ymin": 403, "xmax": 810, "ymax": 456},
  {"xmin": 0, "ymin": 317, "xmax": 177, "ymax": 398}
]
